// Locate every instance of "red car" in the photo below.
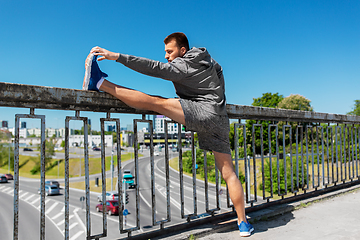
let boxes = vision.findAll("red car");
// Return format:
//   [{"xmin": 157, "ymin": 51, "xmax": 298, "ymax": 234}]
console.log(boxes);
[
  {"xmin": 5, "ymin": 173, "xmax": 13, "ymax": 180},
  {"xmin": 96, "ymin": 200, "xmax": 119, "ymax": 215}
]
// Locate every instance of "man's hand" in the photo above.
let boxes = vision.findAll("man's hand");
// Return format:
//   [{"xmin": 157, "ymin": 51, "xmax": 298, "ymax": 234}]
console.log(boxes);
[{"xmin": 90, "ymin": 46, "xmax": 120, "ymax": 61}]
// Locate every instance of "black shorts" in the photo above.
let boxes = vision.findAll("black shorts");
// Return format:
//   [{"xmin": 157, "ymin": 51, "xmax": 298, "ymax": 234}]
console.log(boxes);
[{"xmin": 179, "ymin": 99, "xmax": 231, "ymax": 154}]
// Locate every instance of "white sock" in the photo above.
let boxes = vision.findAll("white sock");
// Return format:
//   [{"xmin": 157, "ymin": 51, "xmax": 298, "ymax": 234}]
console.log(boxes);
[{"xmin": 96, "ymin": 77, "xmax": 105, "ymax": 90}]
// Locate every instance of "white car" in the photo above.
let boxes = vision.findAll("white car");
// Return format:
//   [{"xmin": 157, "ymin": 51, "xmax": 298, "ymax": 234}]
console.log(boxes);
[
  {"xmin": 154, "ymin": 152, "xmax": 160, "ymax": 156},
  {"xmin": 97, "ymin": 191, "xmax": 119, "ymax": 202}
]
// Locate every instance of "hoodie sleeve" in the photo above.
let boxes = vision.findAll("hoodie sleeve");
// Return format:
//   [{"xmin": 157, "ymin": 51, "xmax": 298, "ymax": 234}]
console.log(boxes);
[{"xmin": 116, "ymin": 54, "xmax": 188, "ymax": 82}]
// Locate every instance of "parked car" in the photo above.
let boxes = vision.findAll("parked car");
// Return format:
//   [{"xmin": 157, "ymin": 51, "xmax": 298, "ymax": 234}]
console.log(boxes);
[
  {"xmin": 0, "ymin": 175, "xmax": 8, "ymax": 183},
  {"xmin": 154, "ymin": 151, "xmax": 160, "ymax": 156},
  {"xmin": 123, "ymin": 170, "xmax": 136, "ymax": 189},
  {"xmin": 96, "ymin": 200, "xmax": 119, "ymax": 215},
  {"xmin": 4, "ymin": 173, "xmax": 13, "ymax": 180},
  {"xmin": 38, "ymin": 185, "xmax": 60, "ymax": 196},
  {"xmin": 23, "ymin": 148, "xmax": 33, "ymax": 151},
  {"xmin": 92, "ymin": 147, "xmax": 101, "ymax": 151},
  {"xmin": 97, "ymin": 191, "xmax": 119, "ymax": 202},
  {"xmin": 45, "ymin": 180, "xmax": 60, "ymax": 188}
]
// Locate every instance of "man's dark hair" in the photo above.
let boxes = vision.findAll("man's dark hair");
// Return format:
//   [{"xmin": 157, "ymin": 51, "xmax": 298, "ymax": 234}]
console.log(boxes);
[{"xmin": 164, "ymin": 32, "xmax": 190, "ymax": 51}]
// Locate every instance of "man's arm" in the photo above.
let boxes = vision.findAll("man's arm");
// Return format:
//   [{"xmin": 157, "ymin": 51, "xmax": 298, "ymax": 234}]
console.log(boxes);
[{"xmin": 90, "ymin": 46, "xmax": 187, "ymax": 82}]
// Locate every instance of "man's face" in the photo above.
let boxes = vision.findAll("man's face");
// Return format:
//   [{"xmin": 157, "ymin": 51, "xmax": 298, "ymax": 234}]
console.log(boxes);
[{"xmin": 165, "ymin": 40, "xmax": 186, "ymax": 62}]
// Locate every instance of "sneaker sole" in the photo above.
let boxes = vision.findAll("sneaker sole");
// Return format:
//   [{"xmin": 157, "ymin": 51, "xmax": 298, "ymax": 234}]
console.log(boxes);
[
  {"xmin": 240, "ymin": 228, "xmax": 254, "ymax": 237},
  {"xmin": 83, "ymin": 53, "xmax": 94, "ymax": 90}
]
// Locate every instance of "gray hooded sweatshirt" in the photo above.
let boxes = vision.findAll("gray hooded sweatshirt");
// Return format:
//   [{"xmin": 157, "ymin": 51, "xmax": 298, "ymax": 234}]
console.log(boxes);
[{"xmin": 116, "ymin": 47, "xmax": 227, "ymax": 116}]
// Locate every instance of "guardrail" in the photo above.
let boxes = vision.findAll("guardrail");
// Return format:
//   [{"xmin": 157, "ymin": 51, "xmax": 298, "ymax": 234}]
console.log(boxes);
[{"xmin": 1, "ymin": 82, "xmax": 360, "ymax": 239}]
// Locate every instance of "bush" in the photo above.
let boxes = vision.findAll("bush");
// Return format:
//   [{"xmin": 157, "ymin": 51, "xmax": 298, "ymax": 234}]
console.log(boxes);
[
  {"xmin": 182, "ymin": 149, "xmax": 245, "ymax": 185},
  {"xmin": 261, "ymin": 156, "xmax": 308, "ymax": 195}
]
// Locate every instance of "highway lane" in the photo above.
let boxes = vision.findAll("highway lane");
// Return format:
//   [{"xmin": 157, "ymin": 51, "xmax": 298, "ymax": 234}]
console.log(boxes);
[
  {"xmin": 0, "ymin": 184, "xmax": 63, "ymax": 240},
  {"xmin": 120, "ymin": 148, "xmax": 233, "ymax": 233},
  {"xmin": 1, "ymin": 148, "xmax": 261, "ymax": 239}
]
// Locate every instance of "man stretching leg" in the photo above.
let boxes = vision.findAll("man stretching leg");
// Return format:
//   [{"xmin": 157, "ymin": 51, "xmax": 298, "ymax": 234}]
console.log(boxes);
[{"xmin": 83, "ymin": 32, "xmax": 254, "ymax": 237}]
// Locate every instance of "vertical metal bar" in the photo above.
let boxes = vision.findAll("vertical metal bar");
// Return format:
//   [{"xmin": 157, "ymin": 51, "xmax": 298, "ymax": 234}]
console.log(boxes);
[
  {"xmin": 65, "ymin": 118, "xmax": 70, "ymax": 240},
  {"xmin": 250, "ymin": 123, "xmax": 260, "ymax": 203},
  {"xmin": 304, "ymin": 125, "xmax": 310, "ymax": 191},
  {"xmin": 227, "ymin": 122, "xmax": 242, "ymax": 208},
  {"xmin": 295, "ymin": 125, "xmax": 302, "ymax": 192},
  {"xmin": 13, "ymin": 113, "xmax": 45, "ymax": 239},
  {"xmin": 164, "ymin": 121, "xmax": 171, "ymax": 222},
  {"xmin": 150, "ymin": 128, "xmax": 156, "ymax": 226},
  {"xmin": 100, "ymin": 119, "xmax": 107, "ymax": 237},
  {"xmin": 178, "ymin": 124, "xmax": 185, "ymax": 218},
  {"xmin": 14, "ymin": 113, "xmax": 46, "ymax": 240},
  {"xmin": 65, "ymin": 114, "xmax": 91, "ymax": 239},
  {"xmin": 204, "ymin": 150, "xmax": 209, "ymax": 211},
  {"xmin": 40, "ymin": 115, "xmax": 46, "ymax": 240},
  {"xmin": 335, "ymin": 125, "xmax": 340, "ymax": 184},
  {"xmin": 325, "ymin": 125, "xmax": 330, "ymax": 187},
  {"xmin": 112, "ymin": 119, "xmax": 123, "ymax": 233},
  {"xmin": 310, "ymin": 125, "xmax": 316, "ymax": 189},
  {"xmin": 133, "ymin": 120, "xmax": 140, "ymax": 231},
  {"xmin": 318, "ymin": 126, "xmax": 325, "ymax": 188},
  {"xmin": 13, "ymin": 116, "xmax": 20, "ymax": 240},
  {"xmin": 84, "ymin": 119, "xmax": 91, "ymax": 239},
  {"xmin": 215, "ymin": 163, "xmax": 220, "ymax": 210},
  {"xmin": 353, "ymin": 126, "xmax": 356, "ymax": 180},
  {"xmin": 192, "ymin": 132, "xmax": 197, "ymax": 216},
  {"xmin": 316, "ymin": 125, "xmax": 322, "ymax": 188},
  {"xmin": 268, "ymin": 124, "xmax": 278, "ymax": 199},
  {"xmin": 179, "ymin": 130, "xmax": 185, "ymax": 218},
  {"xmin": 341, "ymin": 125, "xmax": 346, "ymax": 182},
  {"xmin": 350, "ymin": 126, "xmax": 354, "ymax": 180},
  {"xmin": 330, "ymin": 126, "xmax": 335, "ymax": 184},
  {"xmin": 300, "ymin": 125, "xmax": 304, "ymax": 189},
  {"xmin": 234, "ymin": 123, "xmax": 239, "ymax": 178},
  {"xmin": 282, "ymin": 124, "xmax": 291, "ymax": 195}
]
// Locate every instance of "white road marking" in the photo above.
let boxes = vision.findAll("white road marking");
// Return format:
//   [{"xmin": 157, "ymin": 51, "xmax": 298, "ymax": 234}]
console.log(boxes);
[
  {"xmin": 52, "ymin": 212, "xmax": 63, "ymax": 220},
  {"xmin": 57, "ymin": 215, "xmax": 74, "ymax": 226},
  {"xmin": 46, "ymin": 202, "xmax": 59, "ymax": 214},
  {"xmin": 24, "ymin": 194, "xmax": 35, "ymax": 202},
  {"xmin": 69, "ymin": 231, "xmax": 84, "ymax": 240}
]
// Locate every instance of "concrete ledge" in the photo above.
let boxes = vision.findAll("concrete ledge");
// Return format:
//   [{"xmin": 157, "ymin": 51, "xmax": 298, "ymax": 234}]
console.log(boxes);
[
  {"xmin": 155, "ymin": 184, "xmax": 360, "ymax": 240},
  {"xmin": 2, "ymin": 82, "xmax": 360, "ymax": 123}
]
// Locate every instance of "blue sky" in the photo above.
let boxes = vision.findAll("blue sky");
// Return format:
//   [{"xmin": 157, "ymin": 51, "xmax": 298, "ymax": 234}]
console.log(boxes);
[{"xmin": 1, "ymin": 1, "xmax": 359, "ymax": 131}]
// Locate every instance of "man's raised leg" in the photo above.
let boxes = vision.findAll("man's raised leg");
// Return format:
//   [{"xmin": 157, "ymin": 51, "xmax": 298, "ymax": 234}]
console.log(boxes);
[{"xmin": 99, "ymin": 79, "xmax": 186, "ymax": 125}]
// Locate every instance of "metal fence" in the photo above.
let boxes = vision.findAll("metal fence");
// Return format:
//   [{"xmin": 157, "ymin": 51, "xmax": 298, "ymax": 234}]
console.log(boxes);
[{"xmin": 1, "ymin": 82, "xmax": 360, "ymax": 239}]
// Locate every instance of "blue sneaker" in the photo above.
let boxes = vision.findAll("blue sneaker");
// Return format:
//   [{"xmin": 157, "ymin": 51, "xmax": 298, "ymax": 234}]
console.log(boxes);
[
  {"xmin": 238, "ymin": 221, "xmax": 254, "ymax": 237},
  {"xmin": 83, "ymin": 53, "xmax": 108, "ymax": 91}
]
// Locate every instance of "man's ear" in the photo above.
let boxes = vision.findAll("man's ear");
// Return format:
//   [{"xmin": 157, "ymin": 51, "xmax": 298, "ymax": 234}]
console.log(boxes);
[{"xmin": 180, "ymin": 47, "xmax": 187, "ymax": 56}]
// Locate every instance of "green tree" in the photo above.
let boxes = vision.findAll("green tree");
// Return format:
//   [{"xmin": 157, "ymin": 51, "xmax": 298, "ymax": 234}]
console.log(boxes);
[
  {"xmin": 31, "ymin": 137, "xmax": 56, "ymax": 174},
  {"xmin": 246, "ymin": 93, "xmax": 284, "ymax": 155},
  {"xmin": 277, "ymin": 94, "xmax": 314, "ymax": 154},
  {"xmin": 252, "ymin": 92, "xmax": 284, "ymax": 108},
  {"xmin": 0, "ymin": 131, "xmax": 14, "ymax": 170},
  {"xmin": 347, "ymin": 100, "xmax": 360, "ymax": 116},
  {"xmin": 278, "ymin": 94, "xmax": 313, "ymax": 111}
]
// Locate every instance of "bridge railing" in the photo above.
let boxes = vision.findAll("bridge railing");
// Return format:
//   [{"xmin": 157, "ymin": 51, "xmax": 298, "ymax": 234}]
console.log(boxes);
[{"xmin": 1, "ymin": 82, "xmax": 360, "ymax": 240}]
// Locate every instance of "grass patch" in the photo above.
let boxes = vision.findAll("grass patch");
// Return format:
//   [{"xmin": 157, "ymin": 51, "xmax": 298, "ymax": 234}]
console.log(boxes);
[
  {"xmin": 69, "ymin": 177, "xmax": 119, "ymax": 193},
  {"xmin": 0, "ymin": 153, "xmax": 142, "ymax": 179}
]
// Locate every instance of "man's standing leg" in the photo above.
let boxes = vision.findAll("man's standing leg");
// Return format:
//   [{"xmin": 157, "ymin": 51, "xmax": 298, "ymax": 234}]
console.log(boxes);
[{"xmin": 212, "ymin": 151, "xmax": 254, "ymax": 237}]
